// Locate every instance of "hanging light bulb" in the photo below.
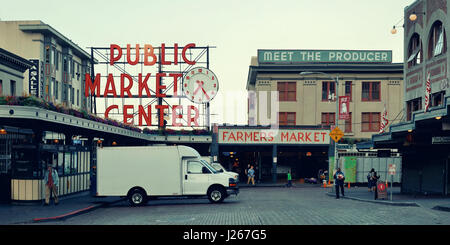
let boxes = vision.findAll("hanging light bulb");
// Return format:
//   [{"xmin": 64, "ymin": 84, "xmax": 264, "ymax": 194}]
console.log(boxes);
[
  {"xmin": 409, "ymin": 13, "xmax": 417, "ymax": 21},
  {"xmin": 391, "ymin": 26, "xmax": 397, "ymax": 34}
]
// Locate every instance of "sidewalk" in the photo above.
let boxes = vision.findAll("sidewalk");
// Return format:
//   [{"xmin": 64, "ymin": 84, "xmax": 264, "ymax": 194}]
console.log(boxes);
[
  {"xmin": 325, "ymin": 186, "xmax": 450, "ymax": 211},
  {"xmin": 0, "ymin": 192, "xmax": 124, "ymax": 225}
]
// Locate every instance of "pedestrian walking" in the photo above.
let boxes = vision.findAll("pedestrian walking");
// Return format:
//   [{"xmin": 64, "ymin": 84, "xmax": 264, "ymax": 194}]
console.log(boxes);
[
  {"xmin": 286, "ymin": 170, "xmax": 292, "ymax": 188},
  {"xmin": 333, "ymin": 168, "xmax": 345, "ymax": 199},
  {"xmin": 247, "ymin": 165, "xmax": 255, "ymax": 186},
  {"xmin": 44, "ymin": 163, "xmax": 59, "ymax": 206},
  {"xmin": 369, "ymin": 169, "xmax": 381, "ymax": 199},
  {"xmin": 368, "ymin": 168, "xmax": 380, "ymax": 192}
]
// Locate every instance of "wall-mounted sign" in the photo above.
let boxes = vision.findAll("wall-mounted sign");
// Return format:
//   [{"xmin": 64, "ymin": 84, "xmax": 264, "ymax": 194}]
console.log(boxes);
[
  {"xmin": 258, "ymin": 50, "xmax": 392, "ymax": 64},
  {"xmin": 218, "ymin": 128, "xmax": 330, "ymax": 145},
  {"xmin": 28, "ymin": 59, "xmax": 39, "ymax": 97}
]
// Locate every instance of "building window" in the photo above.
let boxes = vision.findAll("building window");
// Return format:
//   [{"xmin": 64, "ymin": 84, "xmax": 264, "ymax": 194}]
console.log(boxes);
[
  {"xmin": 279, "ymin": 112, "xmax": 296, "ymax": 125},
  {"xmin": 361, "ymin": 112, "xmax": 380, "ymax": 132},
  {"xmin": 362, "ymin": 82, "xmax": 380, "ymax": 101},
  {"xmin": 321, "ymin": 113, "xmax": 335, "ymax": 126},
  {"xmin": 55, "ymin": 51, "xmax": 59, "ymax": 70},
  {"xmin": 407, "ymin": 33, "xmax": 422, "ymax": 67},
  {"xmin": 277, "ymin": 82, "xmax": 296, "ymax": 101},
  {"xmin": 431, "ymin": 91, "xmax": 445, "ymax": 108},
  {"xmin": 71, "ymin": 87, "xmax": 75, "ymax": 105},
  {"xmin": 55, "ymin": 81, "xmax": 59, "ymax": 100},
  {"xmin": 322, "ymin": 81, "xmax": 335, "ymax": 101},
  {"xmin": 345, "ymin": 81, "xmax": 352, "ymax": 101},
  {"xmin": 71, "ymin": 60, "xmax": 75, "ymax": 78},
  {"xmin": 345, "ymin": 112, "xmax": 352, "ymax": 133},
  {"xmin": 429, "ymin": 21, "xmax": 446, "ymax": 58},
  {"xmin": 77, "ymin": 89, "xmax": 80, "ymax": 106},
  {"xmin": 10, "ymin": 80, "xmax": 16, "ymax": 96},
  {"xmin": 406, "ymin": 98, "xmax": 422, "ymax": 121},
  {"xmin": 0, "ymin": 80, "xmax": 2, "ymax": 95}
]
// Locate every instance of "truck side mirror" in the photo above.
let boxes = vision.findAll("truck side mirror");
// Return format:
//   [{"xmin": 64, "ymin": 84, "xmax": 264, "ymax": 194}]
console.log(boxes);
[{"xmin": 202, "ymin": 167, "xmax": 210, "ymax": 174}]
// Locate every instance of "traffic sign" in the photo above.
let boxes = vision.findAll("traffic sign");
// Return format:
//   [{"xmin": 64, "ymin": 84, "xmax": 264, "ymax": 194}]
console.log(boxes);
[{"xmin": 329, "ymin": 127, "xmax": 344, "ymax": 142}]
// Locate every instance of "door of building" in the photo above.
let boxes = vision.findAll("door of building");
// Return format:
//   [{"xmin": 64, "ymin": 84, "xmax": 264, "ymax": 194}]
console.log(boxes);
[{"xmin": 0, "ymin": 139, "xmax": 12, "ymax": 203}]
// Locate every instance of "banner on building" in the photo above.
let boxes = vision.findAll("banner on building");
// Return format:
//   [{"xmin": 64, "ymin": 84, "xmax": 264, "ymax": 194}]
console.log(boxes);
[
  {"xmin": 218, "ymin": 128, "xmax": 330, "ymax": 145},
  {"xmin": 338, "ymin": 96, "xmax": 350, "ymax": 120}
]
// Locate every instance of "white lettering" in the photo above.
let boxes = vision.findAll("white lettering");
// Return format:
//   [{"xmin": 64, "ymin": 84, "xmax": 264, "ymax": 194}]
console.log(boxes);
[
  {"xmin": 336, "ymin": 52, "xmax": 343, "ymax": 61},
  {"xmin": 329, "ymin": 52, "xmax": 336, "ymax": 61},
  {"xmin": 343, "ymin": 52, "xmax": 351, "ymax": 61},
  {"xmin": 381, "ymin": 52, "xmax": 388, "ymax": 61},
  {"xmin": 274, "ymin": 52, "xmax": 280, "ymax": 61},
  {"xmin": 300, "ymin": 51, "xmax": 307, "ymax": 61},
  {"xmin": 281, "ymin": 52, "xmax": 287, "ymax": 61},
  {"xmin": 263, "ymin": 52, "xmax": 272, "ymax": 61},
  {"xmin": 288, "ymin": 52, "xmax": 294, "ymax": 60}
]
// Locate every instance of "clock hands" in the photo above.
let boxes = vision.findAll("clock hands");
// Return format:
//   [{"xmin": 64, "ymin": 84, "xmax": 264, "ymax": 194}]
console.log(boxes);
[{"xmin": 193, "ymin": 80, "xmax": 210, "ymax": 100}]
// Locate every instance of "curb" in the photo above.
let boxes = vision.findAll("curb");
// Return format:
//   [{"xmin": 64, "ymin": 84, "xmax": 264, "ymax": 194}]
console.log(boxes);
[
  {"xmin": 32, "ymin": 198, "xmax": 126, "ymax": 223},
  {"xmin": 325, "ymin": 193, "xmax": 420, "ymax": 207},
  {"xmin": 432, "ymin": 205, "xmax": 450, "ymax": 212}
]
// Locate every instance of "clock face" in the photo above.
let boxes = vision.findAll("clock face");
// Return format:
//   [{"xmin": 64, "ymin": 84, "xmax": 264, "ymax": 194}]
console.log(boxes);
[{"xmin": 182, "ymin": 67, "xmax": 219, "ymax": 104}]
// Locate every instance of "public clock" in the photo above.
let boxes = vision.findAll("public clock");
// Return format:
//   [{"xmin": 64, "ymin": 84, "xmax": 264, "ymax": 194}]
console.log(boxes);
[{"xmin": 182, "ymin": 67, "xmax": 219, "ymax": 104}]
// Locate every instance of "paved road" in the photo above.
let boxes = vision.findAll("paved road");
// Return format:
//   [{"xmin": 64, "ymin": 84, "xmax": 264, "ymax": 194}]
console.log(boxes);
[{"xmin": 41, "ymin": 187, "xmax": 450, "ymax": 225}]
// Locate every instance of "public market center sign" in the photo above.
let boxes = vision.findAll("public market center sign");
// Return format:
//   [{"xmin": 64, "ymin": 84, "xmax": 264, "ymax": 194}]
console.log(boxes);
[
  {"xmin": 218, "ymin": 128, "xmax": 330, "ymax": 145},
  {"xmin": 258, "ymin": 49, "xmax": 392, "ymax": 64}
]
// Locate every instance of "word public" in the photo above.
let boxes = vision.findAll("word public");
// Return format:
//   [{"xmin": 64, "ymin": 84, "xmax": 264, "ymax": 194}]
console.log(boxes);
[{"xmin": 84, "ymin": 43, "xmax": 200, "ymax": 127}]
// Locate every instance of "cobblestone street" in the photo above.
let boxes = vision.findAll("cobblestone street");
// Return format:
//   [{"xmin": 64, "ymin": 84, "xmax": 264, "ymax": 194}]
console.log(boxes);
[{"xmin": 43, "ymin": 187, "xmax": 450, "ymax": 225}]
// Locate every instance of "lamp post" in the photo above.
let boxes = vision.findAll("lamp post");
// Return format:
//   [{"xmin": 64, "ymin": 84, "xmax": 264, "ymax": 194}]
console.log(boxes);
[{"xmin": 299, "ymin": 71, "xmax": 339, "ymax": 185}]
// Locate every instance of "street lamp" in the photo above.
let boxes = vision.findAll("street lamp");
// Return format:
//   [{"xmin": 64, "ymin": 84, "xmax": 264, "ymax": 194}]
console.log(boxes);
[{"xmin": 299, "ymin": 71, "xmax": 340, "ymax": 180}]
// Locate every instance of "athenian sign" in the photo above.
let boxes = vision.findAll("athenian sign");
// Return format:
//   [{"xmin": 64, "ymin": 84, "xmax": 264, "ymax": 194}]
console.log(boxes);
[
  {"xmin": 218, "ymin": 128, "xmax": 330, "ymax": 145},
  {"xmin": 258, "ymin": 50, "xmax": 392, "ymax": 64}
]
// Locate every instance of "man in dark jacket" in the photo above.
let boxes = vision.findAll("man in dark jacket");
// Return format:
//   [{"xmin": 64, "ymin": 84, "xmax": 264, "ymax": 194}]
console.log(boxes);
[{"xmin": 333, "ymin": 168, "xmax": 345, "ymax": 199}]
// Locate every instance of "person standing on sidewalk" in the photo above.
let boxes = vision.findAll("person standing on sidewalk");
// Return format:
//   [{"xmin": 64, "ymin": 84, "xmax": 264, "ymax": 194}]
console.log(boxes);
[
  {"xmin": 286, "ymin": 170, "xmax": 292, "ymax": 188},
  {"xmin": 333, "ymin": 168, "xmax": 345, "ymax": 199},
  {"xmin": 44, "ymin": 163, "xmax": 59, "ymax": 206},
  {"xmin": 247, "ymin": 165, "xmax": 255, "ymax": 186}
]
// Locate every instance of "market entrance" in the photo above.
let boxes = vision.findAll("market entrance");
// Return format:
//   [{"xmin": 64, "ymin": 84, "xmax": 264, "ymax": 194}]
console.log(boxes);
[
  {"xmin": 277, "ymin": 146, "xmax": 328, "ymax": 183},
  {"xmin": 218, "ymin": 145, "xmax": 329, "ymax": 183}
]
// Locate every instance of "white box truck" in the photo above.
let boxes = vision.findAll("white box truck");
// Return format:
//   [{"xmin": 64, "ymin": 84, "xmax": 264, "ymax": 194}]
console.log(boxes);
[{"xmin": 96, "ymin": 145, "xmax": 239, "ymax": 206}]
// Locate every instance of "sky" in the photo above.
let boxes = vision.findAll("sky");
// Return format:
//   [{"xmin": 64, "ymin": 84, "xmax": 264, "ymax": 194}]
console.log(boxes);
[{"xmin": 0, "ymin": 0, "xmax": 416, "ymax": 126}]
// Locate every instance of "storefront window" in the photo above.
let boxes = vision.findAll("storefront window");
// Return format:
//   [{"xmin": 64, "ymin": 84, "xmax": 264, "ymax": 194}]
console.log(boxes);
[
  {"xmin": 64, "ymin": 152, "xmax": 71, "ymax": 175},
  {"xmin": 57, "ymin": 152, "xmax": 64, "ymax": 175},
  {"xmin": 12, "ymin": 146, "xmax": 39, "ymax": 179}
]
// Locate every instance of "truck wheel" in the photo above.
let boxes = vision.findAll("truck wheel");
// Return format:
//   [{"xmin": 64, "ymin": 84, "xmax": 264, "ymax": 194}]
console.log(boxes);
[
  {"xmin": 128, "ymin": 189, "xmax": 147, "ymax": 206},
  {"xmin": 208, "ymin": 187, "xmax": 225, "ymax": 204}
]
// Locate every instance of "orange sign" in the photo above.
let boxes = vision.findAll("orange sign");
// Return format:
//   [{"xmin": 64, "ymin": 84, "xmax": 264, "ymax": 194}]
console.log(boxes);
[{"xmin": 329, "ymin": 127, "xmax": 344, "ymax": 142}]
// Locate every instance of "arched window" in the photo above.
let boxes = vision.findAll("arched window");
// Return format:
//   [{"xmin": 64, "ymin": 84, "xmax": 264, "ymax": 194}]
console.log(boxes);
[
  {"xmin": 428, "ymin": 21, "xmax": 446, "ymax": 58},
  {"xmin": 407, "ymin": 33, "xmax": 422, "ymax": 67}
]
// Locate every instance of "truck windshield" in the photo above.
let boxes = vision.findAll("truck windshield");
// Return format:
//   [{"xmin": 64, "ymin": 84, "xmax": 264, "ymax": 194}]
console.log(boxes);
[{"xmin": 200, "ymin": 160, "xmax": 218, "ymax": 174}]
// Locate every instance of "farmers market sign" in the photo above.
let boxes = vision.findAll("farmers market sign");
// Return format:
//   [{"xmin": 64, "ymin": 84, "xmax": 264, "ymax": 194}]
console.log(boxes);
[{"xmin": 258, "ymin": 50, "xmax": 392, "ymax": 64}]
